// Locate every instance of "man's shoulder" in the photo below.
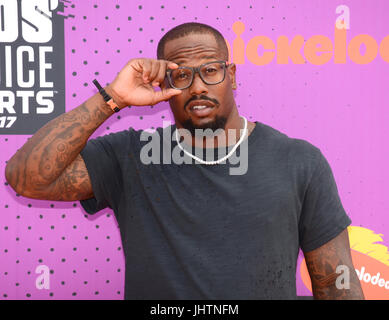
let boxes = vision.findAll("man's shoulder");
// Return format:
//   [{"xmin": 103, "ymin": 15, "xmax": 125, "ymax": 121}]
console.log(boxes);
[
  {"xmin": 86, "ymin": 125, "xmax": 174, "ymax": 156},
  {"xmin": 90, "ymin": 127, "xmax": 144, "ymax": 143},
  {"xmin": 257, "ymin": 122, "xmax": 322, "ymax": 165},
  {"xmin": 84, "ymin": 128, "xmax": 144, "ymax": 156}
]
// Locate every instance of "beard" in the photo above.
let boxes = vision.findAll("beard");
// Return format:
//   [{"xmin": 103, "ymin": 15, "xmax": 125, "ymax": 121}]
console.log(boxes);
[{"xmin": 181, "ymin": 115, "xmax": 228, "ymax": 137}]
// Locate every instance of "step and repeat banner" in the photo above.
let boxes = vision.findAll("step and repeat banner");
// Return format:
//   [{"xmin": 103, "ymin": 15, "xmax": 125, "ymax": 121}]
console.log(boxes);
[{"xmin": 0, "ymin": 0, "xmax": 388, "ymax": 299}]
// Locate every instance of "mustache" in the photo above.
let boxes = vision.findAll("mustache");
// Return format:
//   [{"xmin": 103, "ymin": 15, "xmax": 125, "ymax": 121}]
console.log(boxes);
[{"xmin": 185, "ymin": 95, "xmax": 219, "ymax": 109}]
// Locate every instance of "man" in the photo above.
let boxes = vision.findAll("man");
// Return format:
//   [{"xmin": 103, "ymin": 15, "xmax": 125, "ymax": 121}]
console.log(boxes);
[{"xmin": 5, "ymin": 22, "xmax": 364, "ymax": 299}]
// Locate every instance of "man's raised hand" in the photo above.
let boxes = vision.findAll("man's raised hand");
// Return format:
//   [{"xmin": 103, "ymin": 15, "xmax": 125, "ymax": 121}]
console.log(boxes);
[{"xmin": 106, "ymin": 58, "xmax": 182, "ymax": 109}]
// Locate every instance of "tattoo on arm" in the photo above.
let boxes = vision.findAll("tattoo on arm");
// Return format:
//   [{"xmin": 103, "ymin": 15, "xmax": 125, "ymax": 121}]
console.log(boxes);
[
  {"xmin": 304, "ymin": 229, "xmax": 365, "ymax": 300},
  {"xmin": 6, "ymin": 97, "xmax": 112, "ymax": 199},
  {"xmin": 46, "ymin": 154, "xmax": 93, "ymax": 201}
]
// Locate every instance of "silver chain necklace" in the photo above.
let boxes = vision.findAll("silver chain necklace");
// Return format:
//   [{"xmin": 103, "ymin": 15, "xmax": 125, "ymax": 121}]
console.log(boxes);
[{"xmin": 174, "ymin": 116, "xmax": 248, "ymax": 165}]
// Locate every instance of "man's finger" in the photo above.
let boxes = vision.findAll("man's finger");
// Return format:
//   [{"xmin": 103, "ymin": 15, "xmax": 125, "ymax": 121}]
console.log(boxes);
[
  {"xmin": 155, "ymin": 88, "xmax": 182, "ymax": 102},
  {"xmin": 166, "ymin": 61, "xmax": 179, "ymax": 69},
  {"xmin": 142, "ymin": 59, "xmax": 152, "ymax": 82},
  {"xmin": 155, "ymin": 62, "xmax": 168, "ymax": 87},
  {"xmin": 159, "ymin": 78, "xmax": 168, "ymax": 90}
]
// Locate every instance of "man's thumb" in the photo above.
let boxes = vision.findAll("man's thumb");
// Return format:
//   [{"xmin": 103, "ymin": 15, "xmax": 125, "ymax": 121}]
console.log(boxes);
[{"xmin": 158, "ymin": 88, "xmax": 182, "ymax": 101}]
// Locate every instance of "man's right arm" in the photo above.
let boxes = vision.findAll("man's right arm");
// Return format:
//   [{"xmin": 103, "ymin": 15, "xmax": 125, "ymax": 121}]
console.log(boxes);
[
  {"xmin": 5, "ymin": 91, "xmax": 115, "ymax": 200},
  {"xmin": 5, "ymin": 58, "xmax": 182, "ymax": 201}
]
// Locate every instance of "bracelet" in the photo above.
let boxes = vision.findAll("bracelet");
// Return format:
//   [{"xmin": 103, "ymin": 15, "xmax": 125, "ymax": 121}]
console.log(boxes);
[{"xmin": 92, "ymin": 79, "xmax": 121, "ymax": 113}]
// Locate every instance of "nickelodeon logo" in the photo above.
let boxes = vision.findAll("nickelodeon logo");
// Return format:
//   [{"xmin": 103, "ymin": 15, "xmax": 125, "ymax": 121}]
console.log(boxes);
[
  {"xmin": 225, "ymin": 21, "xmax": 389, "ymax": 65},
  {"xmin": 356, "ymin": 266, "xmax": 389, "ymax": 290},
  {"xmin": 300, "ymin": 226, "xmax": 389, "ymax": 299}
]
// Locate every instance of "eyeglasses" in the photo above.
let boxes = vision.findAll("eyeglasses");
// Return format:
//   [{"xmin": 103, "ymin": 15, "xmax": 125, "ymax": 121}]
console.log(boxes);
[{"xmin": 166, "ymin": 60, "xmax": 230, "ymax": 90}]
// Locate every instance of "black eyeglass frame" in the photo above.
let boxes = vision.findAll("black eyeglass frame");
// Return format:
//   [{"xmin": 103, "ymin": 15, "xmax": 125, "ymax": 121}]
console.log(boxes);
[{"xmin": 166, "ymin": 60, "xmax": 230, "ymax": 90}]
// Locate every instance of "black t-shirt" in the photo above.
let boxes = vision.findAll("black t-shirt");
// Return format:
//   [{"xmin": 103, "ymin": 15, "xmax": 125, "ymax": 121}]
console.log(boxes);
[{"xmin": 79, "ymin": 121, "xmax": 351, "ymax": 299}]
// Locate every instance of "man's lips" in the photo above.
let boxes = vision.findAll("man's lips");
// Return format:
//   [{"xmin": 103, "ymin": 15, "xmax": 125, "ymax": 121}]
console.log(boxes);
[
  {"xmin": 187, "ymin": 100, "xmax": 215, "ymax": 111},
  {"xmin": 186, "ymin": 100, "xmax": 216, "ymax": 117}
]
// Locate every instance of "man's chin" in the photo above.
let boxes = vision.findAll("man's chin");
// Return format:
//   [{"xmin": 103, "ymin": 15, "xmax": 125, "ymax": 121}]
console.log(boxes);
[{"xmin": 182, "ymin": 116, "xmax": 227, "ymax": 136}]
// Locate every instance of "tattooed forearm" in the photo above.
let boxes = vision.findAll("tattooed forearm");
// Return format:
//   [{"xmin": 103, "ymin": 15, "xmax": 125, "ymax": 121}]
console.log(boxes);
[
  {"xmin": 38, "ymin": 122, "xmax": 84, "ymax": 180},
  {"xmin": 5, "ymin": 91, "xmax": 114, "ymax": 200},
  {"xmin": 304, "ymin": 229, "xmax": 365, "ymax": 300},
  {"xmin": 26, "ymin": 154, "xmax": 93, "ymax": 201}
]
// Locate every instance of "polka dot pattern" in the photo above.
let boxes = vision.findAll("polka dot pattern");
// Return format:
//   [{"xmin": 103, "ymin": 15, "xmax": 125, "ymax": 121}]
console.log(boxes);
[{"xmin": 1, "ymin": 0, "xmax": 389, "ymax": 299}]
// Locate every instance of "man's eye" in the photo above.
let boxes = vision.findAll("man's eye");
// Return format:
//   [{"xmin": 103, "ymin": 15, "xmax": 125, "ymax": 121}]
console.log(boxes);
[{"xmin": 206, "ymin": 68, "xmax": 217, "ymax": 73}]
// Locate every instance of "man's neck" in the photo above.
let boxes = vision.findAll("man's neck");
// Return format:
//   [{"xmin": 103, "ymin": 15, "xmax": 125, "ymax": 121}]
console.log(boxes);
[{"xmin": 178, "ymin": 113, "xmax": 255, "ymax": 149}]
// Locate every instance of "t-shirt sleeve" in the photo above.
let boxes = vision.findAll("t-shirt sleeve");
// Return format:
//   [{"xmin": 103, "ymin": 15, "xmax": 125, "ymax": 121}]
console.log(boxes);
[
  {"xmin": 79, "ymin": 131, "xmax": 127, "ymax": 215},
  {"xmin": 298, "ymin": 150, "xmax": 351, "ymax": 253}
]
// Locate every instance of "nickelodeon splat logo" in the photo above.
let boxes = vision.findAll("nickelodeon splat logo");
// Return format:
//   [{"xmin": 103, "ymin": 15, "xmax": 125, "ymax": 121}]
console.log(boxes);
[
  {"xmin": 300, "ymin": 226, "xmax": 389, "ymax": 299},
  {"xmin": 224, "ymin": 5, "xmax": 389, "ymax": 65}
]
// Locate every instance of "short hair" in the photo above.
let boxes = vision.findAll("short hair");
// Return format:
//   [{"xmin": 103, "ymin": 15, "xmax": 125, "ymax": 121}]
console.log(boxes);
[{"xmin": 157, "ymin": 22, "xmax": 229, "ymax": 61}]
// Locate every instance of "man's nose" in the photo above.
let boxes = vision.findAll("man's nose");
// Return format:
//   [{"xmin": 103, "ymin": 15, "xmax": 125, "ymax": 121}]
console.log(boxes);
[{"xmin": 189, "ymin": 72, "xmax": 208, "ymax": 96}]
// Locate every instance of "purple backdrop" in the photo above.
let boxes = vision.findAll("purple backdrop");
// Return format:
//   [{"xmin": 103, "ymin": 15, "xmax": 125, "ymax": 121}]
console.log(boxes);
[{"xmin": 1, "ymin": 0, "xmax": 388, "ymax": 299}]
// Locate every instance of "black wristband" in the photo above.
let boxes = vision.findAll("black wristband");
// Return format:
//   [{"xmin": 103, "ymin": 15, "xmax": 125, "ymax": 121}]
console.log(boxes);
[
  {"xmin": 92, "ymin": 79, "xmax": 111, "ymax": 102},
  {"xmin": 92, "ymin": 79, "xmax": 120, "ymax": 113}
]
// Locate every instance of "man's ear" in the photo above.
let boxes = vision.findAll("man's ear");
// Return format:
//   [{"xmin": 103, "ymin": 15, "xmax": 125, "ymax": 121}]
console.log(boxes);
[{"xmin": 228, "ymin": 63, "xmax": 237, "ymax": 90}]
